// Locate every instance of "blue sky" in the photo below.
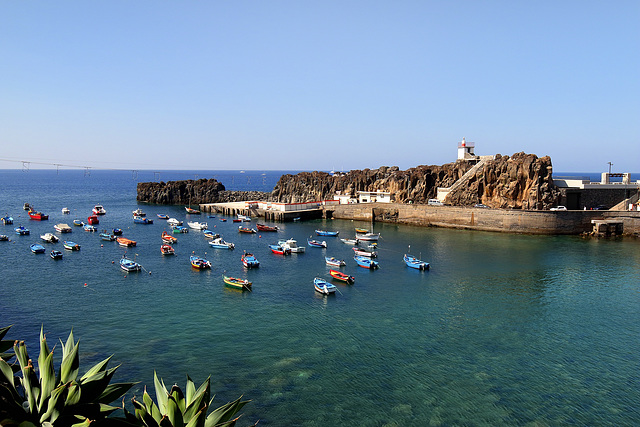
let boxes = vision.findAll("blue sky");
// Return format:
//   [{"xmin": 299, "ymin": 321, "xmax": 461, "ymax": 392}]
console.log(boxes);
[{"xmin": 1, "ymin": 1, "xmax": 638, "ymax": 173}]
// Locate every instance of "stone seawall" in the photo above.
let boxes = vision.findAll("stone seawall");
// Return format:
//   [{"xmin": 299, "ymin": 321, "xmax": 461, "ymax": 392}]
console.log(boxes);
[{"xmin": 326, "ymin": 203, "xmax": 640, "ymax": 235}]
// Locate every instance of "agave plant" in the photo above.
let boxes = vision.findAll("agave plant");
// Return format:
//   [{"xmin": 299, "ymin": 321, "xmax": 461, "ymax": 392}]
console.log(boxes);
[
  {"xmin": 0, "ymin": 326, "xmax": 136, "ymax": 426},
  {"xmin": 125, "ymin": 371, "xmax": 253, "ymax": 427}
]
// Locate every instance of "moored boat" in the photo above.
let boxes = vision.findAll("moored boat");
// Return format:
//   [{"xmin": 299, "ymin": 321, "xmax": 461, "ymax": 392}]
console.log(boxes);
[
  {"xmin": 61, "ymin": 207, "xmax": 70, "ymax": 214},
  {"xmin": 354, "ymin": 255, "xmax": 379, "ymax": 269},
  {"xmin": 316, "ymin": 229, "xmax": 339, "ymax": 236},
  {"xmin": 209, "ymin": 237, "xmax": 235, "ymax": 250},
  {"xmin": 133, "ymin": 216, "xmax": 153, "ymax": 224},
  {"xmin": 330, "ymin": 269, "xmax": 355, "ymax": 284},
  {"xmin": 325, "ymin": 256, "xmax": 346, "ymax": 267},
  {"xmin": 54, "ymin": 223, "xmax": 72, "ymax": 233},
  {"xmin": 356, "ymin": 232, "xmax": 380, "ymax": 241},
  {"xmin": 132, "ymin": 208, "xmax": 146, "ymax": 217},
  {"xmin": 161, "ymin": 244, "xmax": 175, "ymax": 255},
  {"xmin": 30, "ymin": 243, "xmax": 46, "ymax": 254},
  {"xmin": 237, "ymin": 214, "xmax": 251, "ymax": 221},
  {"xmin": 223, "ymin": 275, "xmax": 252, "ymax": 291},
  {"xmin": 307, "ymin": 238, "xmax": 327, "ymax": 248},
  {"xmin": 185, "ymin": 207, "xmax": 201, "ymax": 214},
  {"xmin": 100, "ymin": 231, "xmax": 116, "ymax": 241},
  {"xmin": 403, "ymin": 254, "xmax": 430, "ymax": 270},
  {"xmin": 190, "ymin": 255, "xmax": 211, "ymax": 269},
  {"xmin": 113, "ymin": 228, "xmax": 123, "ymax": 235},
  {"xmin": 23, "ymin": 203, "xmax": 31, "ymax": 211},
  {"xmin": 15, "ymin": 226, "xmax": 29, "ymax": 235},
  {"xmin": 241, "ymin": 251, "xmax": 259, "ymax": 268},
  {"xmin": 167, "ymin": 218, "xmax": 182, "ymax": 226},
  {"xmin": 269, "ymin": 244, "xmax": 291, "ymax": 255},
  {"xmin": 73, "ymin": 219, "xmax": 84, "ymax": 226},
  {"xmin": 161, "ymin": 231, "xmax": 178, "ymax": 243},
  {"xmin": 1, "ymin": 215, "xmax": 13, "ymax": 225},
  {"xmin": 117, "ymin": 237, "xmax": 136, "ymax": 247},
  {"xmin": 0, "ymin": 235, "xmax": 8, "ymax": 241},
  {"xmin": 238, "ymin": 226, "xmax": 256, "ymax": 234},
  {"xmin": 120, "ymin": 256, "xmax": 142, "ymax": 272},
  {"xmin": 340, "ymin": 238, "xmax": 358, "ymax": 245},
  {"xmin": 172, "ymin": 225, "xmax": 189, "ymax": 234},
  {"xmin": 278, "ymin": 238, "xmax": 305, "ymax": 253},
  {"xmin": 187, "ymin": 221, "xmax": 208, "ymax": 230},
  {"xmin": 87, "ymin": 215, "xmax": 99, "ymax": 225},
  {"xmin": 92, "ymin": 205, "xmax": 106, "ymax": 215},
  {"xmin": 28, "ymin": 210, "xmax": 49, "ymax": 220},
  {"xmin": 63, "ymin": 241, "xmax": 80, "ymax": 250},
  {"xmin": 314, "ymin": 277, "xmax": 337, "ymax": 295},
  {"xmin": 50, "ymin": 249, "xmax": 63, "ymax": 259},
  {"xmin": 83, "ymin": 224, "xmax": 97, "ymax": 232},
  {"xmin": 40, "ymin": 232, "xmax": 59, "ymax": 243},
  {"xmin": 203, "ymin": 230, "xmax": 219, "ymax": 239},
  {"xmin": 354, "ymin": 227, "xmax": 369, "ymax": 234},
  {"xmin": 256, "ymin": 223, "xmax": 279, "ymax": 232},
  {"xmin": 157, "ymin": 213, "xmax": 169, "ymax": 219},
  {"xmin": 352, "ymin": 247, "xmax": 377, "ymax": 258}
]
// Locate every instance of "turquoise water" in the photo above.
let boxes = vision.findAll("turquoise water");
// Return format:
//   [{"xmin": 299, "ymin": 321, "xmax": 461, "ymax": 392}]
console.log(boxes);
[{"xmin": 1, "ymin": 170, "xmax": 639, "ymax": 426}]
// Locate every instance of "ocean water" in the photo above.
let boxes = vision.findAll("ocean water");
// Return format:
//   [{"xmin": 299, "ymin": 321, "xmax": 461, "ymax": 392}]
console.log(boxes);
[{"xmin": 1, "ymin": 170, "xmax": 639, "ymax": 426}]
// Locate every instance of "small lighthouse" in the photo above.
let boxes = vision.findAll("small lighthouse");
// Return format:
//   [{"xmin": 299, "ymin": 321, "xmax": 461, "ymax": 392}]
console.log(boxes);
[{"xmin": 457, "ymin": 137, "xmax": 476, "ymax": 161}]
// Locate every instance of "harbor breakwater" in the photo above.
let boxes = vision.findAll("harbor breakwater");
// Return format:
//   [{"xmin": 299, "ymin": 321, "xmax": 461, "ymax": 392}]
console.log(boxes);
[{"xmin": 326, "ymin": 203, "xmax": 640, "ymax": 235}]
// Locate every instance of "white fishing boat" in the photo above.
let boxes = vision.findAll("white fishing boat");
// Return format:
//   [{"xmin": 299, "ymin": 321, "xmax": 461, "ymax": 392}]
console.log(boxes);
[
  {"xmin": 40, "ymin": 232, "xmax": 59, "ymax": 243},
  {"xmin": 167, "ymin": 218, "xmax": 182, "ymax": 226},
  {"xmin": 278, "ymin": 238, "xmax": 305, "ymax": 253},
  {"xmin": 187, "ymin": 221, "xmax": 208, "ymax": 230},
  {"xmin": 356, "ymin": 232, "xmax": 381, "ymax": 241},
  {"xmin": 61, "ymin": 207, "xmax": 70, "ymax": 214},
  {"xmin": 54, "ymin": 223, "xmax": 72, "ymax": 233}
]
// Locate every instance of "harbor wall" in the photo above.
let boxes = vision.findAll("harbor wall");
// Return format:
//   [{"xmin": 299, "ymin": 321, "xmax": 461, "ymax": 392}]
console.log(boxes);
[{"xmin": 325, "ymin": 203, "xmax": 640, "ymax": 235}]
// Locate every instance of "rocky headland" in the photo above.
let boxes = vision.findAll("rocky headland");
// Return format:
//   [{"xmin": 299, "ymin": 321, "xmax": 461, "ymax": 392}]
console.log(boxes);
[{"xmin": 136, "ymin": 152, "xmax": 560, "ymax": 210}]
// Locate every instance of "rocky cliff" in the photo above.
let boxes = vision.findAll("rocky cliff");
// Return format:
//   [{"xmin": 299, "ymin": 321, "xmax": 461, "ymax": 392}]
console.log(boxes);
[
  {"xmin": 271, "ymin": 152, "xmax": 559, "ymax": 209},
  {"xmin": 135, "ymin": 152, "xmax": 560, "ymax": 210},
  {"xmin": 136, "ymin": 179, "xmax": 271, "ymax": 205}
]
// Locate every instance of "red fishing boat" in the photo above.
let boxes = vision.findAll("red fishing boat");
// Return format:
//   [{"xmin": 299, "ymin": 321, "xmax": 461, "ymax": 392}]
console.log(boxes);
[
  {"xmin": 28, "ymin": 210, "xmax": 49, "ymax": 220},
  {"xmin": 256, "ymin": 223, "xmax": 279, "ymax": 232},
  {"xmin": 330, "ymin": 269, "xmax": 355, "ymax": 284},
  {"xmin": 87, "ymin": 215, "xmax": 99, "ymax": 225},
  {"xmin": 160, "ymin": 244, "xmax": 175, "ymax": 255}
]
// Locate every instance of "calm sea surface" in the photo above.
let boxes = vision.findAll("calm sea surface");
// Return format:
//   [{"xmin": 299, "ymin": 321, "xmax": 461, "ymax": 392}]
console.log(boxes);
[{"xmin": 1, "ymin": 170, "xmax": 639, "ymax": 426}]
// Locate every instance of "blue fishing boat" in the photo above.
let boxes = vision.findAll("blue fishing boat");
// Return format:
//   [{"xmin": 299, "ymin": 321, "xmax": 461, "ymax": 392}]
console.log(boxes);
[
  {"xmin": 120, "ymin": 256, "xmax": 142, "ymax": 272},
  {"xmin": 313, "ymin": 277, "xmax": 337, "ymax": 295},
  {"xmin": 30, "ymin": 243, "xmax": 45, "ymax": 254},
  {"xmin": 1, "ymin": 215, "xmax": 13, "ymax": 225},
  {"xmin": 50, "ymin": 249, "xmax": 63, "ymax": 259},
  {"xmin": 241, "ymin": 252, "xmax": 260, "ymax": 268},
  {"xmin": 203, "ymin": 230, "xmax": 219, "ymax": 239},
  {"xmin": 63, "ymin": 241, "xmax": 80, "ymax": 250},
  {"xmin": 307, "ymin": 238, "xmax": 327, "ymax": 248},
  {"xmin": 403, "ymin": 254, "xmax": 429, "ymax": 270},
  {"xmin": 133, "ymin": 216, "xmax": 153, "ymax": 224},
  {"xmin": 208, "ymin": 237, "xmax": 235, "ymax": 250},
  {"xmin": 190, "ymin": 255, "xmax": 211, "ymax": 269},
  {"xmin": 157, "ymin": 214, "xmax": 169, "ymax": 219},
  {"xmin": 113, "ymin": 228, "xmax": 123, "ymax": 235},
  {"xmin": 83, "ymin": 224, "xmax": 97, "ymax": 232},
  {"xmin": 15, "ymin": 226, "xmax": 29, "ymax": 235},
  {"xmin": 316, "ymin": 229, "xmax": 339, "ymax": 236},
  {"xmin": 172, "ymin": 225, "xmax": 189, "ymax": 234},
  {"xmin": 354, "ymin": 255, "xmax": 379, "ymax": 269},
  {"xmin": 73, "ymin": 219, "xmax": 84, "ymax": 226},
  {"xmin": 100, "ymin": 231, "xmax": 116, "ymax": 241}
]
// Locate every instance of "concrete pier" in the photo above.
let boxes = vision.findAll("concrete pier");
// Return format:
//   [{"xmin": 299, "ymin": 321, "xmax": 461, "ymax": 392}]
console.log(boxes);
[{"xmin": 200, "ymin": 202, "xmax": 323, "ymax": 222}]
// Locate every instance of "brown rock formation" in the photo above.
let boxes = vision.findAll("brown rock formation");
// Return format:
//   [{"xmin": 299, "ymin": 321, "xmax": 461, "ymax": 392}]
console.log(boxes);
[{"xmin": 272, "ymin": 152, "xmax": 560, "ymax": 209}]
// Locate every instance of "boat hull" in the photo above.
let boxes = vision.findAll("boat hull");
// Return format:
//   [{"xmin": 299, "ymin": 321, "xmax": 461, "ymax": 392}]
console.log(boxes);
[
  {"xmin": 330, "ymin": 269, "xmax": 354, "ymax": 284},
  {"xmin": 223, "ymin": 275, "xmax": 252, "ymax": 291}
]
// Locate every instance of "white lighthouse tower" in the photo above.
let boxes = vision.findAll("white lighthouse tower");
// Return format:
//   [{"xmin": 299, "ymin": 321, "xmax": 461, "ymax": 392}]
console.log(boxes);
[{"xmin": 457, "ymin": 137, "xmax": 477, "ymax": 161}]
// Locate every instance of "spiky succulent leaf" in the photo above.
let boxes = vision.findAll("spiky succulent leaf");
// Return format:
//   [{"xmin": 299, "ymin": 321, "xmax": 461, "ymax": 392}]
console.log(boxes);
[
  {"xmin": 185, "ymin": 375, "xmax": 196, "ymax": 407},
  {"xmin": 71, "ymin": 418, "xmax": 92, "ymax": 427},
  {"xmin": 183, "ymin": 383, "xmax": 209, "ymax": 423},
  {"xmin": 80, "ymin": 355, "xmax": 113, "ymax": 381},
  {"xmin": 60, "ymin": 339, "xmax": 80, "ymax": 384},
  {"xmin": 39, "ymin": 383, "xmax": 66, "ymax": 424},
  {"xmin": 204, "ymin": 397, "xmax": 249, "ymax": 427},
  {"xmin": 143, "ymin": 387, "xmax": 163, "ymax": 423},
  {"xmin": 166, "ymin": 394, "xmax": 184, "ymax": 427},
  {"xmin": 66, "ymin": 381, "xmax": 82, "ymax": 406},
  {"xmin": 0, "ymin": 325, "xmax": 14, "ymax": 355},
  {"xmin": 38, "ymin": 350, "xmax": 56, "ymax": 413},
  {"xmin": 184, "ymin": 407, "xmax": 207, "ymax": 427},
  {"xmin": 98, "ymin": 381, "xmax": 136, "ymax": 405},
  {"xmin": 15, "ymin": 341, "xmax": 39, "ymax": 415},
  {"xmin": 170, "ymin": 384, "xmax": 186, "ymax": 414},
  {"xmin": 0, "ymin": 357, "xmax": 15, "ymax": 387},
  {"xmin": 154, "ymin": 371, "xmax": 169, "ymax": 414},
  {"xmin": 133, "ymin": 397, "xmax": 161, "ymax": 427},
  {"xmin": 78, "ymin": 366, "xmax": 119, "ymax": 403}
]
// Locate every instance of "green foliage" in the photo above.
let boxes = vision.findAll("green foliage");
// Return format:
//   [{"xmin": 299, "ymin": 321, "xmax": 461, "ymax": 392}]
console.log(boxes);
[
  {"xmin": 0, "ymin": 325, "xmax": 137, "ymax": 426},
  {"xmin": 125, "ymin": 371, "xmax": 253, "ymax": 427},
  {"xmin": 0, "ymin": 326, "xmax": 255, "ymax": 427}
]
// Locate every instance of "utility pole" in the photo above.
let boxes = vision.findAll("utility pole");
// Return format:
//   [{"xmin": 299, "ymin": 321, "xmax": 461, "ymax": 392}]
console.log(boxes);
[{"xmin": 607, "ymin": 162, "xmax": 613, "ymax": 174}]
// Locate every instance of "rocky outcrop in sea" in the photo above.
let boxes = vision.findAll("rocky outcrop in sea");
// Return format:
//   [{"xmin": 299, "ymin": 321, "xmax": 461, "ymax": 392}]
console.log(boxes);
[{"xmin": 135, "ymin": 152, "xmax": 560, "ymax": 209}]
